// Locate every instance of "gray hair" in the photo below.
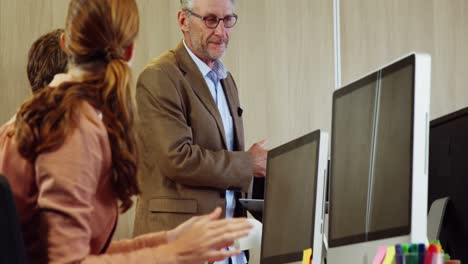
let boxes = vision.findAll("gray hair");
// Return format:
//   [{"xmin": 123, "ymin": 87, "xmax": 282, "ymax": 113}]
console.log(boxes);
[
  {"xmin": 180, "ymin": 0, "xmax": 236, "ymax": 11},
  {"xmin": 180, "ymin": 0, "xmax": 194, "ymax": 10}
]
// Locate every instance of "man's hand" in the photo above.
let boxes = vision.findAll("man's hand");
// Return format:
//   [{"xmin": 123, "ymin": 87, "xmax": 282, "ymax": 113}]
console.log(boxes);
[{"xmin": 248, "ymin": 139, "xmax": 268, "ymax": 177}]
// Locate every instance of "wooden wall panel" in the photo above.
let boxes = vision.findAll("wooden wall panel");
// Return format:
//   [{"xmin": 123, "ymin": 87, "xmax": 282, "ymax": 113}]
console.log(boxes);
[
  {"xmin": 132, "ymin": 0, "xmax": 181, "ymax": 79},
  {"xmin": 0, "ymin": 0, "xmax": 68, "ymax": 124},
  {"xmin": 224, "ymin": 0, "xmax": 335, "ymax": 148},
  {"xmin": 340, "ymin": 0, "xmax": 433, "ymax": 84},
  {"xmin": 432, "ymin": 0, "xmax": 468, "ymax": 118},
  {"xmin": 340, "ymin": 0, "xmax": 468, "ymax": 119}
]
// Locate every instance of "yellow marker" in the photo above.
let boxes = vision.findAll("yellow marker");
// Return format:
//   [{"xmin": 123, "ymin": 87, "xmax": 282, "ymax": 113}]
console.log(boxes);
[
  {"xmin": 382, "ymin": 246, "xmax": 396, "ymax": 264},
  {"xmin": 302, "ymin": 248, "xmax": 312, "ymax": 264}
]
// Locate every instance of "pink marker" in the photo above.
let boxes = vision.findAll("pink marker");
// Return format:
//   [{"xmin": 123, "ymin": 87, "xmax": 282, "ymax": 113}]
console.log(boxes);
[{"xmin": 373, "ymin": 245, "xmax": 387, "ymax": 264}]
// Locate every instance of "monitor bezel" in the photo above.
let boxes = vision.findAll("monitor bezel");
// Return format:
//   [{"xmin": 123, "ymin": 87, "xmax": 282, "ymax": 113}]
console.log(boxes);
[
  {"xmin": 328, "ymin": 54, "xmax": 416, "ymax": 247},
  {"xmin": 260, "ymin": 129, "xmax": 326, "ymax": 264}
]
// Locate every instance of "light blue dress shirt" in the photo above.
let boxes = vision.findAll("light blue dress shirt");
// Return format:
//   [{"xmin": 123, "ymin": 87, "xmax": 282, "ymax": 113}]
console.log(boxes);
[{"xmin": 183, "ymin": 40, "xmax": 247, "ymax": 264}]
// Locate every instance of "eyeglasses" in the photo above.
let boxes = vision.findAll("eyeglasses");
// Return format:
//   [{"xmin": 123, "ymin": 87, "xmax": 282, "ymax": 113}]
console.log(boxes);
[{"xmin": 184, "ymin": 9, "xmax": 238, "ymax": 29}]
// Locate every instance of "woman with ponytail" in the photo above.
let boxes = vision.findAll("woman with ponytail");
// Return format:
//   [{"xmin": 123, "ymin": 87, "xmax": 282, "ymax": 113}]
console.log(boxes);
[{"xmin": 0, "ymin": 0, "xmax": 251, "ymax": 263}]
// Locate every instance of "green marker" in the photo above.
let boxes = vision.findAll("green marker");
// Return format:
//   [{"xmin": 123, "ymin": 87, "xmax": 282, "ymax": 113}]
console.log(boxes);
[
  {"xmin": 402, "ymin": 244, "xmax": 409, "ymax": 254},
  {"xmin": 406, "ymin": 253, "xmax": 418, "ymax": 264},
  {"xmin": 406, "ymin": 244, "xmax": 419, "ymax": 264}
]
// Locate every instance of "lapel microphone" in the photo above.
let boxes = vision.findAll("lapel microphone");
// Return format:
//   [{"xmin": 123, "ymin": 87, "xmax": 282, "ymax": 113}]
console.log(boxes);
[{"xmin": 237, "ymin": 107, "xmax": 243, "ymax": 117}]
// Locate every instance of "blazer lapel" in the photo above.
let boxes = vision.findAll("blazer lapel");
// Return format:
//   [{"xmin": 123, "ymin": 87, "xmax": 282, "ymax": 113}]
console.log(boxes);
[{"xmin": 173, "ymin": 41, "xmax": 227, "ymax": 149}]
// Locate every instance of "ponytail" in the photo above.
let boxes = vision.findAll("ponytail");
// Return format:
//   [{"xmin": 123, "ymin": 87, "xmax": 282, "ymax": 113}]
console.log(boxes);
[{"xmin": 100, "ymin": 58, "xmax": 140, "ymax": 212}]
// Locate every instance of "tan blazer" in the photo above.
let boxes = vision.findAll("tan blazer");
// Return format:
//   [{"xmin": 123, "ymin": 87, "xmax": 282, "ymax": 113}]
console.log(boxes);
[{"xmin": 133, "ymin": 41, "xmax": 253, "ymax": 235}]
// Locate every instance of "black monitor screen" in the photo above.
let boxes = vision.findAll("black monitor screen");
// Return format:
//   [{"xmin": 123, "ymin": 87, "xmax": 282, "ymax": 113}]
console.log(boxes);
[
  {"xmin": 329, "ymin": 55, "xmax": 414, "ymax": 246},
  {"xmin": 261, "ymin": 131, "xmax": 320, "ymax": 264},
  {"xmin": 429, "ymin": 107, "xmax": 468, "ymax": 262}
]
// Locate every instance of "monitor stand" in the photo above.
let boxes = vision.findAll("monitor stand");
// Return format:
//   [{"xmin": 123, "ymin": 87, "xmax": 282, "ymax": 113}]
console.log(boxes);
[{"xmin": 427, "ymin": 197, "xmax": 449, "ymax": 241}]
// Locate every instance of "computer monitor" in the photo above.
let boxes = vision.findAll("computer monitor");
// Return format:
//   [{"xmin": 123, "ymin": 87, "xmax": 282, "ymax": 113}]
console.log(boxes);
[
  {"xmin": 260, "ymin": 130, "xmax": 329, "ymax": 264},
  {"xmin": 327, "ymin": 53, "xmax": 431, "ymax": 263},
  {"xmin": 252, "ymin": 177, "xmax": 265, "ymax": 200},
  {"xmin": 429, "ymin": 106, "xmax": 468, "ymax": 262}
]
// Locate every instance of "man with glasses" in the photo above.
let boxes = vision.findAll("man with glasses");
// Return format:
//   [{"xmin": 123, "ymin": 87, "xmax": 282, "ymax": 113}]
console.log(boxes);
[{"xmin": 134, "ymin": 0, "xmax": 267, "ymax": 263}]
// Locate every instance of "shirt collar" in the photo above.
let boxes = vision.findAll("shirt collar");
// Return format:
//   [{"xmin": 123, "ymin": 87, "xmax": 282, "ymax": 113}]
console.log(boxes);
[{"xmin": 183, "ymin": 39, "xmax": 227, "ymax": 80}]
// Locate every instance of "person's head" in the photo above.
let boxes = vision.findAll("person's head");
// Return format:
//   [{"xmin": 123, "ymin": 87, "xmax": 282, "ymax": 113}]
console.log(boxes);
[
  {"xmin": 62, "ymin": 0, "xmax": 138, "ymax": 71},
  {"xmin": 16, "ymin": 0, "xmax": 140, "ymax": 212},
  {"xmin": 178, "ymin": 0, "xmax": 237, "ymax": 66},
  {"xmin": 27, "ymin": 29, "xmax": 68, "ymax": 94}
]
